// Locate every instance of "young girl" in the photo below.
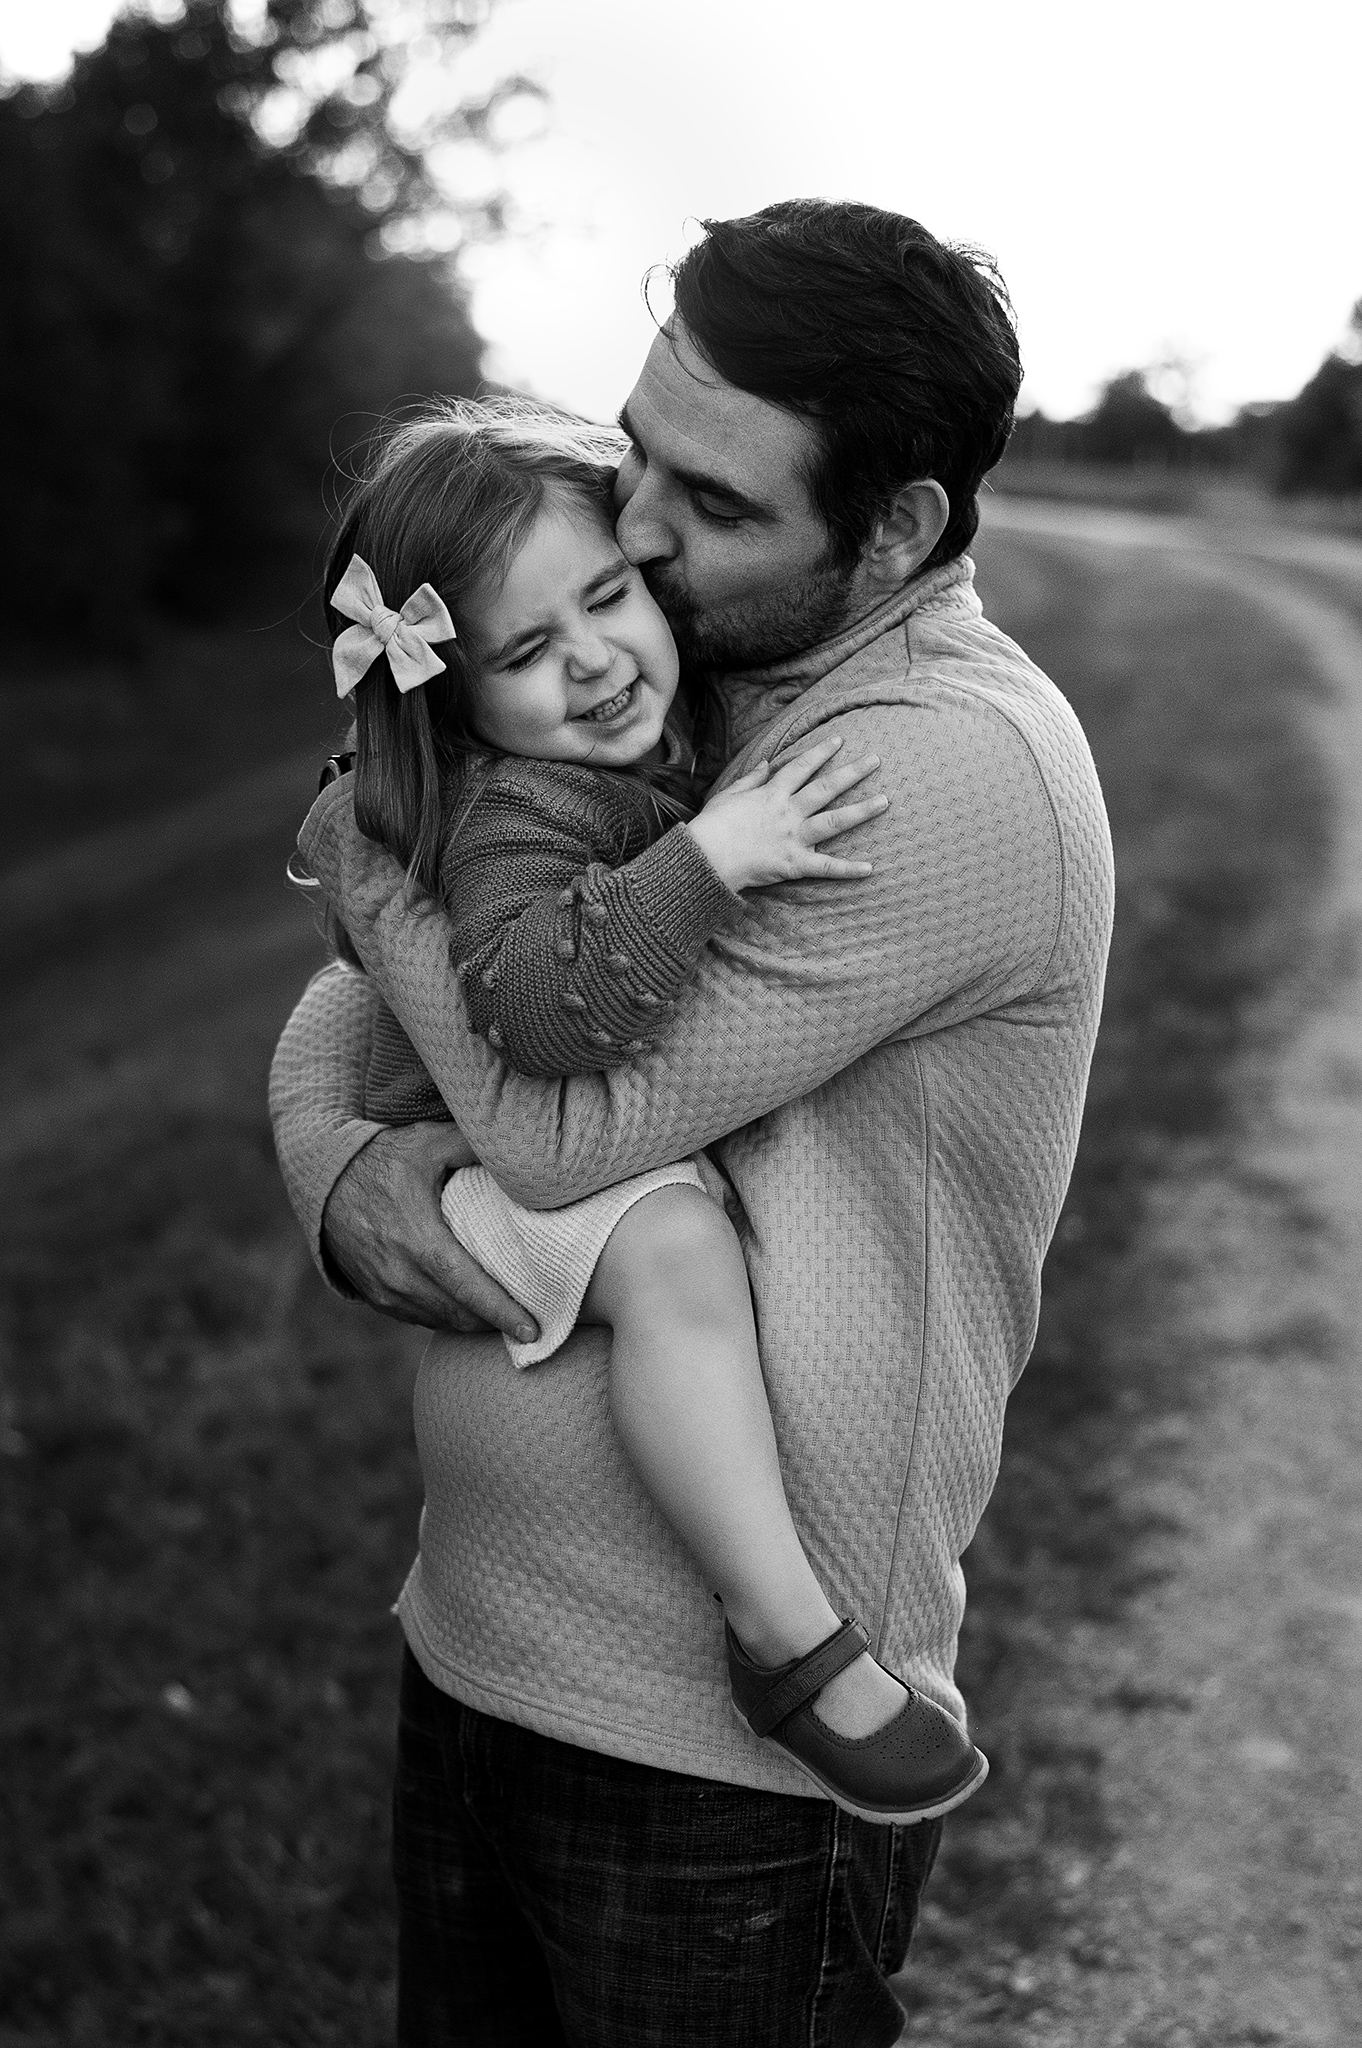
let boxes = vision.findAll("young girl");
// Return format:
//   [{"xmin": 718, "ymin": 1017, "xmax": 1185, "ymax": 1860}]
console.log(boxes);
[{"xmin": 312, "ymin": 399, "xmax": 986, "ymax": 1825}]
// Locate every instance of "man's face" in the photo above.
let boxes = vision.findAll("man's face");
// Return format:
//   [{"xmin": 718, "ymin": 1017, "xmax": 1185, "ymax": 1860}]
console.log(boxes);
[{"xmin": 614, "ymin": 321, "xmax": 856, "ymax": 670}]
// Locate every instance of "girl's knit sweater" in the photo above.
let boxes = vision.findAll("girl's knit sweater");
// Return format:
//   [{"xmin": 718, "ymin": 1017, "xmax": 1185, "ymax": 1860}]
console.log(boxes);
[{"xmin": 363, "ymin": 753, "xmax": 737, "ymax": 1121}]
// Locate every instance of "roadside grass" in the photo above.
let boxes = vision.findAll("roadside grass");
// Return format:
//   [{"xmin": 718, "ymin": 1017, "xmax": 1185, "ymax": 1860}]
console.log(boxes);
[
  {"xmin": 3, "ymin": 573, "xmax": 342, "ymax": 873},
  {"xmin": 1, "ymin": 1043, "xmax": 428, "ymax": 2045},
  {"xmin": 991, "ymin": 458, "xmax": 1362, "ymax": 541},
  {"xmin": 990, "ymin": 458, "xmax": 1208, "ymax": 518},
  {"xmin": 0, "ymin": 527, "xmax": 1335, "ymax": 2043},
  {"xmin": 894, "ymin": 532, "xmax": 1332, "ymax": 2037},
  {"xmin": 2, "ymin": 610, "xmax": 418, "ymax": 2044}
]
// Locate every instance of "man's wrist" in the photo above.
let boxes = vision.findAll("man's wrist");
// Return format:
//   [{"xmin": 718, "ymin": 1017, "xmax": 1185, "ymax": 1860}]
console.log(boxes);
[
  {"xmin": 318, "ymin": 1181, "xmax": 364, "ymax": 1297},
  {"xmin": 310, "ymin": 1123, "xmax": 388, "ymax": 1297}
]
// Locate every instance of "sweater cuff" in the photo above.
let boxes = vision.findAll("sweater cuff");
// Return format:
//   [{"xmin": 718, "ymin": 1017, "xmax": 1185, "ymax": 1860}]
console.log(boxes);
[
  {"xmin": 307, "ymin": 1119, "xmax": 387, "ymax": 1297},
  {"xmin": 296, "ymin": 773, "xmax": 355, "ymax": 896},
  {"xmin": 609, "ymin": 821, "xmax": 742, "ymax": 975}
]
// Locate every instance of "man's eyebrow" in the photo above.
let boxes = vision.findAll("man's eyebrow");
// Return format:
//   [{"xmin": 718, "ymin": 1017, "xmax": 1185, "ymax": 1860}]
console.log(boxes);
[{"xmin": 617, "ymin": 403, "xmax": 767, "ymax": 518}]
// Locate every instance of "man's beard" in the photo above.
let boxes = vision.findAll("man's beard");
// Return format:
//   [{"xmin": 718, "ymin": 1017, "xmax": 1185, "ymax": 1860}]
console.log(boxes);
[{"xmin": 643, "ymin": 550, "xmax": 858, "ymax": 672}]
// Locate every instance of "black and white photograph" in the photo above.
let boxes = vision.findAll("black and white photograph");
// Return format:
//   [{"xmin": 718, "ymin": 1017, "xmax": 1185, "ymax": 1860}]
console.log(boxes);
[{"xmin": 2, "ymin": 2, "xmax": 1359, "ymax": 2042}]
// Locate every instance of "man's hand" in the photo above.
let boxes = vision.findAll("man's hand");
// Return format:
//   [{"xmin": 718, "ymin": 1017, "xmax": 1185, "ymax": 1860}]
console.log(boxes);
[{"xmin": 320, "ymin": 1123, "xmax": 539, "ymax": 1342}]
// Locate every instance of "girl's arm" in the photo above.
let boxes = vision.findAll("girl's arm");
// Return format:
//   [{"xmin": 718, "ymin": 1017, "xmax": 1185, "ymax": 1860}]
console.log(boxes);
[
  {"xmin": 436, "ymin": 762, "xmax": 740, "ymax": 1077},
  {"xmin": 405, "ymin": 741, "xmax": 886, "ymax": 1080}
]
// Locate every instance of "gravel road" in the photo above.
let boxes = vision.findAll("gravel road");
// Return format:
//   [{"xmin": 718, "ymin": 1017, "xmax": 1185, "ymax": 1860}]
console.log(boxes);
[{"xmin": 971, "ymin": 498, "xmax": 1362, "ymax": 2048}]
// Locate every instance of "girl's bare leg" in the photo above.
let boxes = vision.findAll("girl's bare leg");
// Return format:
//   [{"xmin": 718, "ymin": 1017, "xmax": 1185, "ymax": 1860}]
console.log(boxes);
[{"xmin": 581, "ymin": 1182, "xmax": 907, "ymax": 1741}]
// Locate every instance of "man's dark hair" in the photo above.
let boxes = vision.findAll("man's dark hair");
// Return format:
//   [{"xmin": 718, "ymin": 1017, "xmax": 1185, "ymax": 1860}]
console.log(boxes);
[{"xmin": 669, "ymin": 199, "xmax": 1021, "ymax": 572}]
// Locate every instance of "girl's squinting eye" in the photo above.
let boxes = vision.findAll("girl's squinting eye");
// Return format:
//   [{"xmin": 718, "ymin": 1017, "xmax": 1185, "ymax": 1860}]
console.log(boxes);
[
  {"xmin": 503, "ymin": 640, "xmax": 546, "ymax": 673},
  {"xmin": 588, "ymin": 581, "xmax": 630, "ymax": 613}
]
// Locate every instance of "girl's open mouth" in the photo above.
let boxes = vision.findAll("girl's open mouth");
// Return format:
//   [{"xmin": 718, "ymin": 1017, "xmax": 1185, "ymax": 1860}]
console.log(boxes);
[{"xmin": 579, "ymin": 681, "xmax": 635, "ymax": 724}]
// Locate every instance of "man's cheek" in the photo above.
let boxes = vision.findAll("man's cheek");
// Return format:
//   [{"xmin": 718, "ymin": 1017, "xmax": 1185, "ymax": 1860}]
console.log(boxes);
[
  {"xmin": 642, "ymin": 562, "xmax": 689, "ymax": 613},
  {"xmin": 684, "ymin": 533, "xmax": 761, "ymax": 605}
]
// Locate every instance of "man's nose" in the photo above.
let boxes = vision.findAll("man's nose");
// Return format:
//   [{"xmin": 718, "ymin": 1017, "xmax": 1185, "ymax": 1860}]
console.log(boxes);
[{"xmin": 614, "ymin": 459, "xmax": 676, "ymax": 567}]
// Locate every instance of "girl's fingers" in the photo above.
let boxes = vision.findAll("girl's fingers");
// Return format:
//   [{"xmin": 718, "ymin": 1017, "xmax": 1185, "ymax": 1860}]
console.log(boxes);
[
  {"xmin": 794, "ymin": 755, "xmax": 883, "ymax": 814},
  {"xmin": 771, "ymin": 734, "xmax": 845, "ymax": 789},
  {"xmin": 723, "ymin": 760, "xmax": 772, "ymax": 794},
  {"xmin": 805, "ymin": 794, "xmax": 890, "ymax": 842},
  {"xmin": 791, "ymin": 850, "xmax": 876, "ymax": 879}
]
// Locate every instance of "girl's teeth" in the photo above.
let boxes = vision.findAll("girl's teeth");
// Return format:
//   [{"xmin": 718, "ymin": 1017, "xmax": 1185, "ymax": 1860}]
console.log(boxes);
[{"xmin": 585, "ymin": 684, "xmax": 632, "ymax": 721}]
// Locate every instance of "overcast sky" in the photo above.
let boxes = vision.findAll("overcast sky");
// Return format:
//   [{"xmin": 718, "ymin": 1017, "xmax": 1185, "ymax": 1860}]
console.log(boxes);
[{"xmin": 5, "ymin": 0, "xmax": 1360, "ymax": 426}]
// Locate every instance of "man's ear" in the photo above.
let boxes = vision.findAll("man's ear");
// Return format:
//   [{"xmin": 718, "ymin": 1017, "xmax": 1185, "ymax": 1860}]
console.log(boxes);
[{"xmin": 861, "ymin": 480, "xmax": 950, "ymax": 588}]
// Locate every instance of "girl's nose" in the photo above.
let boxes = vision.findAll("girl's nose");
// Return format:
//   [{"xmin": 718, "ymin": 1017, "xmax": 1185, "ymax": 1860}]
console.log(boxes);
[{"xmin": 566, "ymin": 626, "xmax": 613, "ymax": 679}]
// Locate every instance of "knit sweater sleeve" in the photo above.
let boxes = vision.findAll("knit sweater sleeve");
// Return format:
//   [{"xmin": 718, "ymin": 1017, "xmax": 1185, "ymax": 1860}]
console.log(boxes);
[
  {"xmin": 268, "ymin": 958, "xmax": 386, "ymax": 1292},
  {"xmin": 437, "ymin": 761, "xmax": 739, "ymax": 1077},
  {"xmin": 295, "ymin": 698, "xmax": 1067, "ymax": 1212}
]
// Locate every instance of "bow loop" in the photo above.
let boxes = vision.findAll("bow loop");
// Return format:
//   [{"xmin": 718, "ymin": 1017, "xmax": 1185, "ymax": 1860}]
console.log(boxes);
[{"xmin": 330, "ymin": 553, "xmax": 456, "ymax": 698}]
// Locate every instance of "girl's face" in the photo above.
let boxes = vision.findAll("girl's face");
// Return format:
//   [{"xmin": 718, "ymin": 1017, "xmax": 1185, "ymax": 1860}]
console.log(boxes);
[{"xmin": 465, "ymin": 493, "xmax": 680, "ymax": 767}]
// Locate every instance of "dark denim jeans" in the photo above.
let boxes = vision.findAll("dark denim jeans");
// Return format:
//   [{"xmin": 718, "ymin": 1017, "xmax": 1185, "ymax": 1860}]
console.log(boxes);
[{"xmin": 393, "ymin": 1648, "xmax": 942, "ymax": 2047}]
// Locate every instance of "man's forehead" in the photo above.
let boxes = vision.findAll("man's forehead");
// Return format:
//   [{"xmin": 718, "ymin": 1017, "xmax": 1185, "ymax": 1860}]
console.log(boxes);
[{"xmin": 624, "ymin": 322, "xmax": 815, "ymax": 498}]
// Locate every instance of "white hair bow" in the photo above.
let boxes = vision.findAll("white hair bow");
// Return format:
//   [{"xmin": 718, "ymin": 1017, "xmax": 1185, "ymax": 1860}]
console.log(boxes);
[{"xmin": 330, "ymin": 553, "xmax": 456, "ymax": 698}]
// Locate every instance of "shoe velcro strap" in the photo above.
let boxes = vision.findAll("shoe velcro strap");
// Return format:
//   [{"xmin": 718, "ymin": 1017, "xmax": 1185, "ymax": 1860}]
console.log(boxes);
[{"xmin": 745, "ymin": 1618, "xmax": 871, "ymax": 1738}]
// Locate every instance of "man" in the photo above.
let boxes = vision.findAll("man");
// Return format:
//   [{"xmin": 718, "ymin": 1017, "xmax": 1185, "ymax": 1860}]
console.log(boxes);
[{"xmin": 272, "ymin": 199, "xmax": 1113, "ymax": 2045}]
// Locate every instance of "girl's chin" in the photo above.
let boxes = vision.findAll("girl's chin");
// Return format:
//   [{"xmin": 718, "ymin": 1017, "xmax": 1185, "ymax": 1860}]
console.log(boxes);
[
  {"xmin": 581, "ymin": 731, "xmax": 661, "ymax": 765},
  {"xmin": 571, "ymin": 697, "xmax": 667, "ymax": 762}
]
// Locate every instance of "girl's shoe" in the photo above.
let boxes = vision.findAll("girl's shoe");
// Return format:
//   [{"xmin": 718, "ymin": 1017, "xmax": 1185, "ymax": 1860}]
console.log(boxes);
[{"xmin": 726, "ymin": 1616, "xmax": 988, "ymax": 1825}]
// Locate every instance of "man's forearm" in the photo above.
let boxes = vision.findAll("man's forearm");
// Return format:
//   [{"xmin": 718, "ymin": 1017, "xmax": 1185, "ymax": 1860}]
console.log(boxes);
[
  {"xmin": 295, "ymin": 703, "xmax": 1061, "ymax": 1210},
  {"xmin": 268, "ymin": 960, "xmax": 388, "ymax": 1285},
  {"xmin": 351, "ymin": 890, "xmax": 903, "ymax": 1207}
]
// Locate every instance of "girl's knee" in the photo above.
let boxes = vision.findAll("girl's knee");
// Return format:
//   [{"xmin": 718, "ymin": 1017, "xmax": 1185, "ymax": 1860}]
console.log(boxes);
[{"xmin": 607, "ymin": 1182, "xmax": 743, "ymax": 1309}]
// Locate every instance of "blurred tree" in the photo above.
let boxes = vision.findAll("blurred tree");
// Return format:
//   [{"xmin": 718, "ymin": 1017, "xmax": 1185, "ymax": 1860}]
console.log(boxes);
[
  {"xmin": 1272, "ymin": 301, "xmax": 1362, "ymax": 497},
  {"xmin": 1190, "ymin": 401, "xmax": 1284, "ymax": 482},
  {"xmin": 999, "ymin": 323, "xmax": 1362, "ymax": 494},
  {"xmin": 1000, "ymin": 407, "xmax": 1082, "ymax": 466},
  {"xmin": 0, "ymin": 0, "xmax": 538, "ymax": 643},
  {"xmin": 1077, "ymin": 370, "xmax": 1186, "ymax": 468},
  {"xmin": 1001, "ymin": 371, "xmax": 1187, "ymax": 472}
]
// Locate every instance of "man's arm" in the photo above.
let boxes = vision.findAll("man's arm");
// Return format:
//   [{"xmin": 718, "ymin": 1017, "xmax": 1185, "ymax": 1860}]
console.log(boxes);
[
  {"xmin": 296, "ymin": 700, "xmax": 1064, "ymax": 1211},
  {"xmin": 269, "ymin": 961, "xmax": 537, "ymax": 1337},
  {"xmin": 269, "ymin": 959, "xmax": 386, "ymax": 1282}
]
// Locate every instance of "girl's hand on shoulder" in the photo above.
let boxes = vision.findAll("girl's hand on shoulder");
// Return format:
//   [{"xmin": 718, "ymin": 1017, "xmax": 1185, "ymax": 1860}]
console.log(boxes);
[{"xmin": 686, "ymin": 734, "xmax": 889, "ymax": 894}]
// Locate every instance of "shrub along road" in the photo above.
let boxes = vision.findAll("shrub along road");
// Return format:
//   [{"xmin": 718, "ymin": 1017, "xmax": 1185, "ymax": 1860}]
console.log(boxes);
[{"xmin": 1, "ymin": 507, "xmax": 1358, "ymax": 2043}]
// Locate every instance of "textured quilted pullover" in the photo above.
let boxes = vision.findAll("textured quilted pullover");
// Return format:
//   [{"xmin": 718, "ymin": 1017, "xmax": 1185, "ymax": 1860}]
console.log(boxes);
[
  {"xmin": 364, "ymin": 756, "xmax": 738, "ymax": 1122},
  {"xmin": 271, "ymin": 556, "xmax": 1115, "ymax": 1796}
]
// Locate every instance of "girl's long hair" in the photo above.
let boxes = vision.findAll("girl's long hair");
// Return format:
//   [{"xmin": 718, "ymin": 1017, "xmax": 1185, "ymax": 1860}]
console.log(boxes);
[{"xmin": 324, "ymin": 398, "xmax": 667, "ymax": 898}]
